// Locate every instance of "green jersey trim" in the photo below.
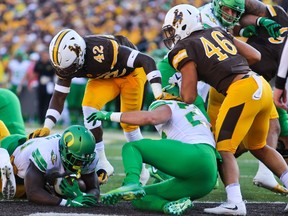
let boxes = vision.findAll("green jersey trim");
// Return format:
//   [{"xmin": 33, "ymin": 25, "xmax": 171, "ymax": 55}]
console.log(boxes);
[{"xmin": 32, "ymin": 149, "xmax": 47, "ymax": 172}]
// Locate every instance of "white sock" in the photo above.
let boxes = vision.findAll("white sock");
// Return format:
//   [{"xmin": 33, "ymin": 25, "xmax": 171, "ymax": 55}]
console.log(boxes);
[
  {"xmin": 280, "ymin": 170, "xmax": 288, "ymax": 188},
  {"xmin": 226, "ymin": 183, "xmax": 243, "ymax": 203},
  {"xmin": 95, "ymin": 141, "xmax": 107, "ymax": 161},
  {"xmin": 124, "ymin": 128, "xmax": 143, "ymax": 142},
  {"xmin": 255, "ymin": 161, "xmax": 278, "ymax": 184}
]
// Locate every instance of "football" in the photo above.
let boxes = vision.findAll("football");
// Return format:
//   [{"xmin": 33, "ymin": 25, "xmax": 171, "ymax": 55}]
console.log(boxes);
[{"xmin": 54, "ymin": 176, "xmax": 86, "ymax": 196}]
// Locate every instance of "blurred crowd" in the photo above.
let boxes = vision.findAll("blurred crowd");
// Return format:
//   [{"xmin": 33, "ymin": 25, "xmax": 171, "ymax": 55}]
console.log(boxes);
[{"xmin": 0, "ymin": 0, "xmax": 286, "ymax": 127}]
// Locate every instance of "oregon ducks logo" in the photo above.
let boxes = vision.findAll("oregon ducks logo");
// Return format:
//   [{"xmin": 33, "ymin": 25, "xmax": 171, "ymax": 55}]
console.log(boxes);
[
  {"xmin": 63, "ymin": 132, "xmax": 75, "ymax": 147},
  {"xmin": 173, "ymin": 9, "xmax": 183, "ymax": 27}
]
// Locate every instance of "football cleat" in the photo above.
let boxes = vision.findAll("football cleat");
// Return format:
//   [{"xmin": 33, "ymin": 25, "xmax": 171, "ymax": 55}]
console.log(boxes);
[
  {"xmin": 96, "ymin": 159, "xmax": 114, "ymax": 185},
  {"xmin": 204, "ymin": 201, "xmax": 247, "ymax": 215},
  {"xmin": 163, "ymin": 197, "xmax": 193, "ymax": 215},
  {"xmin": 253, "ymin": 179, "xmax": 288, "ymax": 195},
  {"xmin": 253, "ymin": 172, "xmax": 288, "ymax": 195},
  {"xmin": 1, "ymin": 164, "xmax": 16, "ymax": 200},
  {"xmin": 101, "ymin": 183, "xmax": 145, "ymax": 205}
]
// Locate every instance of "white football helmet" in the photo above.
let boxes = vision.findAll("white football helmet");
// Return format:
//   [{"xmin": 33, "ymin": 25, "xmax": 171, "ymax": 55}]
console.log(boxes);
[
  {"xmin": 49, "ymin": 29, "xmax": 86, "ymax": 79},
  {"xmin": 162, "ymin": 4, "xmax": 203, "ymax": 49}
]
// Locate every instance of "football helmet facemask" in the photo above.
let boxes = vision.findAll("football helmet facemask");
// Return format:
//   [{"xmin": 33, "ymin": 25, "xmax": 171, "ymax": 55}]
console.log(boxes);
[
  {"xmin": 162, "ymin": 4, "xmax": 203, "ymax": 50},
  {"xmin": 59, "ymin": 125, "xmax": 95, "ymax": 173},
  {"xmin": 49, "ymin": 29, "xmax": 86, "ymax": 79},
  {"xmin": 212, "ymin": 0, "xmax": 245, "ymax": 28}
]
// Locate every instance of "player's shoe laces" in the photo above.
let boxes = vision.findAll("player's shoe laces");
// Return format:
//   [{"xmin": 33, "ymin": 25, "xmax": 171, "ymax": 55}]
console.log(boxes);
[
  {"xmin": 204, "ymin": 201, "xmax": 247, "ymax": 215},
  {"xmin": 139, "ymin": 166, "xmax": 150, "ymax": 186},
  {"xmin": 163, "ymin": 197, "xmax": 193, "ymax": 215},
  {"xmin": 96, "ymin": 159, "xmax": 114, "ymax": 185},
  {"xmin": 253, "ymin": 174, "xmax": 288, "ymax": 195},
  {"xmin": 101, "ymin": 183, "xmax": 145, "ymax": 205},
  {"xmin": 1, "ymin": 164, "xmax": 16, "ymax": 200}
]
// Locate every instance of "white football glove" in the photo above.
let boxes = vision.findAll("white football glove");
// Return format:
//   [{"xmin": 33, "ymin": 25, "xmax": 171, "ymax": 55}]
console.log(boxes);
[{"xmin": 168, "ymin": 72, "xmax": 182, "ymax": 89}]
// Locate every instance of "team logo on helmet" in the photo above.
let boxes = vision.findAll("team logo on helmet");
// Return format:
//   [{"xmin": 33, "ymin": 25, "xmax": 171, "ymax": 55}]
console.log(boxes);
[
  {"xmin": 63, "ymin": 132, "xmax": 74, "ymax": 147},
  {"xmin": 69, "ymin": 44, "xmax": 82, "ymax": 59},
  {"xmin": 173, "ymin": 9, "xmax": 183, "ymax": 28}
]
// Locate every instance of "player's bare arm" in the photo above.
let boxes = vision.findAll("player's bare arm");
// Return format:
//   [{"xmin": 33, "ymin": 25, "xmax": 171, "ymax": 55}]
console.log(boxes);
[
  {"xmin": 179, "ymin": 61, "xmax": 198, "ymax": 104},
  {"xmin": 245, "ymin": 0, "xmax": 267, "ymax": 17},
  {"xmin": 232, "ymin": 37, "xmax": 261, "ymax": 65},
  {"xmin": 81, "ymin": 172, "xmax": 100, "ymax": 201},
  {"xmin": 25, "ymin": 162, "xmax": 61, "ymax": 206}
]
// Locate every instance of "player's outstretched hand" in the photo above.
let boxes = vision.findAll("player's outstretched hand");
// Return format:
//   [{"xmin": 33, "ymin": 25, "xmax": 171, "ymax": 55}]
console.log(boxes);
[
  {"xmin": 86, "ymin": 111, "xmax": 113, "ymax": 126},
  {"xmin": 27, "ymin": 127, "xmax": 50, "ymax": 139}
]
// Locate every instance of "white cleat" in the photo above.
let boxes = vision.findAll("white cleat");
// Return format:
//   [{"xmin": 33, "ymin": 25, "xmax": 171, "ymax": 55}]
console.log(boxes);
[
  {"xmin": 96, "ymin": 159, "xmax": 114, "ymax": 185},
  {"xmin": 139, "ymin": 166, "xmax": 150, "ymax": 186},
  {"xmin": 1, "ymin": 164, "xmax": 16, "ymax": 200},
  {"xmin": 253, "ymin": 175, "xmax": 288, "ymax": 195},
  {"xmin": 204, "ymin": 201, "xmax": 247, "ymax": 215}
]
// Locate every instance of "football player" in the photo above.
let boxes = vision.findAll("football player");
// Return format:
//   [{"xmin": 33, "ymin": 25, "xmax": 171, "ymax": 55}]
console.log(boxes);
[
  {"xmin": 27, "ymin": 29, "xmax": 177, "ymax": 185},
  {"xmin": 162, "ymin": 4, "xmax": 288, "ymax": 215},
  {"xmin": 87, "ymin": 82, "xmax": 220, "ymax": 216},
  {"xmin": 0, "ymin": 125, "xmax": 99, "ymax": 207},
  {"xmin": 159, "ymin": 0, "xmax": 287, "ymax": 195}
]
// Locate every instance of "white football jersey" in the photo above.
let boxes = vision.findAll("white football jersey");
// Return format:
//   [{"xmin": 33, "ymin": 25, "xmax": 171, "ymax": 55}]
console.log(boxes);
[
  {"xmin": 12, "ymin": 133, "xmax": 98, "ymax": 178},
  {"xmin": 149, "ymin": 100, "xmax": 216, "ymax": 148},
  {"xmin": 199, "ymin": 3, "xmax": 225, "ymax": 29}
]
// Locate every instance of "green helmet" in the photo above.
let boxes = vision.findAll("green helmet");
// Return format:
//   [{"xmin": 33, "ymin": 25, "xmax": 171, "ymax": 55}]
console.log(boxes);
[
  {"xmin": 212, "ymin": 0, "xmax": 245, "ymax": 28},
  {"xmin": 162, "ymin": 84, "xmax": 180, "ymax": 97},
  {"xmin": 59, "ymin": 125, "xmax": 96, "ymax": 173}
]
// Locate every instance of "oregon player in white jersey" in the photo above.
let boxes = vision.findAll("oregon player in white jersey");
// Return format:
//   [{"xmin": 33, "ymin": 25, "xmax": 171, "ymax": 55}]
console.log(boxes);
[
  {"xmin": 86, "ymin": 83, "xmax": 220, "ymax": 215},
  {"xmin": 0, "ymin": 125, "xmax": 99, "ymax": 207}
]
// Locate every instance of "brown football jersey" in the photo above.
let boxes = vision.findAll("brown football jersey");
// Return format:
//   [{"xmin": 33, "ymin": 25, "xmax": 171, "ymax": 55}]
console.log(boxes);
[
  {"xmin": 247, "ymin": 5, "xmax": 288, "ymax": 81},
  {"xmin": 168, "ymin": 27, "xmax": 251, "ymax": 95},
  {"xmin": 74, "ymin": 35, "xmax": 136, "ymax": 79}
]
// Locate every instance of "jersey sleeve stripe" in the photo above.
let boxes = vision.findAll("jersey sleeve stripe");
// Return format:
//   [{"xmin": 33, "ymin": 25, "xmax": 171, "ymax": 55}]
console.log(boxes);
[
  {"xmin": 172, "ymin": 49, "xmax": 188, "ymax": 70},
  {"xmin": 267, "ymin": 5, "xmax": 277, "ymax": 17},
  {"xmin": 32, "ymin": 149, "xmax": 47, "ymax": 172},
  {"xmin": 109, "ymin": 39, "xmax": 119, "ymax": 69}
]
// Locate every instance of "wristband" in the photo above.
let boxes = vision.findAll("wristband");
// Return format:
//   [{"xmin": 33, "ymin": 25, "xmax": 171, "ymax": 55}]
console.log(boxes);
[
  {"xmin": 110, "ymin": 112, "xmax": 122, "ymax": 122},
  {"xmin": 256, "ymin": 17, "xmax": 262, "ymax": 26},
  {"xmin": 146, "ymin": 70, "xmax": 161, "ymax": 82},
  {"xmin": 127, "ymin": 50, "xmax": 139, "ymax": 68},
  {"xmin": 239, "ymin": 28, "xmax": 245, "ymax": 37},
  {"xmin": 59, "ymin": 199, "xmax": 67, "ymax": 206},
  {"xmin": 46, "ymin": 109, "xmax": 61, "ymax": 121},
  {"xmin": 54, "ymin": 84, "xmax": 70, "ymax": 93}
]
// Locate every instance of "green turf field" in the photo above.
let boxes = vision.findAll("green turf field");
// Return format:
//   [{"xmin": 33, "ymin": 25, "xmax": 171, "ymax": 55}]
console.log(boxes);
[{"xmin": 99, "ymin": 128, "xmax": 288, "ymax": 203}]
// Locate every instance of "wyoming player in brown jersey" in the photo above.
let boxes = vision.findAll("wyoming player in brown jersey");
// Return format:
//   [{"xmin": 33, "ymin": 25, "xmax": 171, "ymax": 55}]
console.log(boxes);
[
  {"xmin": 163, "ymin": 4, "xmax": 288, "ymax": 215},
  {"xmin": 27, "ymin": 29, "xmax": 178, "ymax": 185}
]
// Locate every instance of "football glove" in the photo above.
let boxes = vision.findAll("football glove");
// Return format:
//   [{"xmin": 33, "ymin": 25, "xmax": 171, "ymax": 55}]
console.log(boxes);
[
  {"xmin": 86, "ymin": 111, "xmax": 113, "ymax": 126},
  {"xmin": 27, "ymin": 127, "xmax": 50, "ymax": 139},
  {"xmin": 66, "ymin": 194, "xmax": 97, "ymax": 207},
  {"xmin": 59, "ymin": 177, "xmax": 83, "ymax": 199},
  {"xmin": 257, "ymin": 17, "xmax": 281, "ymax": 39},
  {"xmin": 168, "ymin": 72, "xmax": 182, "ymax": 89},
  {"xmin": 156, "ymin": 92, "xmax": 183, "ymax": 101},
  {"xmin": 239, "ymin": 25, "xmax": 258, "ymax": 38}
]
